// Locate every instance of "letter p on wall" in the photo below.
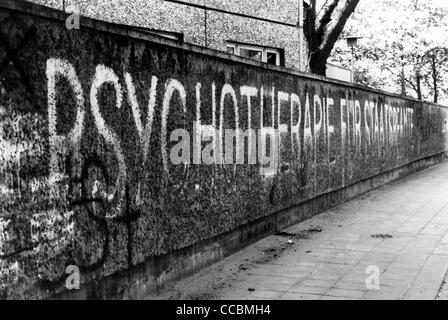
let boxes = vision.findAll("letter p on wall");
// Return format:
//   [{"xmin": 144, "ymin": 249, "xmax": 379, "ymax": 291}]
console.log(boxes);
[{"xmin": 46, "ymin": 58, "xmax": 85, "ymax": 183}]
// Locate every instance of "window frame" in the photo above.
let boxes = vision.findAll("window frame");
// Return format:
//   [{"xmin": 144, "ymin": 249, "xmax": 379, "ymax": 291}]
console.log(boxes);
[
  {"xmin": 226, "ymin": 41, "xmax": 283, "ymax": 67},
  {"xmin": 265, "ymin": 48, "xmax": 281, "ymax": 66},
  {"xmin": 226, "ymin": 43, "xmax": 236, "ymax": 55},
  {"xmin": 238, "ymin": 44, "xmax": 264, "ymax": 62},
  {"xmin": 130, "ymin": 26, "xmax": 184, "ymax": 42}
]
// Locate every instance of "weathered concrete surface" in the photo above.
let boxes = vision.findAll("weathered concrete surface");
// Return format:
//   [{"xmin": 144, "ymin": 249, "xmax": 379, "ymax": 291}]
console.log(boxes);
[
  {"xmin": 0, "ymin": 1, "xmax": 447, "ymax": 299},
  {"xmin": 146, "ymin": 161, "xmax": 448, "ymax": 300}
]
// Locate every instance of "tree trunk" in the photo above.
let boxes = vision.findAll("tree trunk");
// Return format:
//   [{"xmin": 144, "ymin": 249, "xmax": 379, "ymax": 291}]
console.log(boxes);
[
  {"xmin": 416, "ymin": 72, "xmax": 422, "ymax": 100},
  {"xmin": 431, "ymin": 57, "xmax": 438, "ymax": 104},
  {"xmin": 401, "ymin": 64, "xmax": 406, "ymax": 96},
  {"xmin": 309, "ymin": 51, "xmax": 327, "ymax": 75},
  {"xmin": 303, "ymin": 0, "xmax": 360, "ymax": 76}
]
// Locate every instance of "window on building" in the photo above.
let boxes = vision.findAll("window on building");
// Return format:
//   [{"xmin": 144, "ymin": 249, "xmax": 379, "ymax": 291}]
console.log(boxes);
[
  {"xmin": 130, "ymin": 26, "xmax": 184, "ymax": 42},
  {"xmin": 239, "ymin": 47, "xmax": 263, "ymax": 62},
  {"xmin": 266, "ymin": 50, "xmax": 280, "ymax": 65},
  {"xmin": 226, "ymin": 41, "xmax": 283, "ymax": 67},
  {"xmin": 226, "ymin": 44, "xmax": 236, "ymax": 55}
]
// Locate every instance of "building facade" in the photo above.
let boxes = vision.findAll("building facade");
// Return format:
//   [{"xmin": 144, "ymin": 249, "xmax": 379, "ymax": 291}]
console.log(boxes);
[{"xmin": 28, "ymin": 0, "xmax": 306, "ymax": 70}]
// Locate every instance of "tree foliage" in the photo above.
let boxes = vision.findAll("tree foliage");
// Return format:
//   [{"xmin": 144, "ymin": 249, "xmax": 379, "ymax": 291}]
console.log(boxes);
[{"xmin": 330, "ymin": 0, "xmax": 448, "ymax": 104}]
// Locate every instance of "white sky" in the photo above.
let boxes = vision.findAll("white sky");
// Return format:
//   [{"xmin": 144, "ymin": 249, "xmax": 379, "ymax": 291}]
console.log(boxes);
[
  {"xmin": 434, "ymin": 0, "xmax": 448, "ymax": 8},
  {"xmin": 315, "ymin": 0, "xmax": 448, "ymax": 10}
]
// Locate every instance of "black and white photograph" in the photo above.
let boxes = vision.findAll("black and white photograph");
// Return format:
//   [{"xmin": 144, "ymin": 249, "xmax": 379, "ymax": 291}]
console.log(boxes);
[{"xmin": 1, "ymin": 0, "xmax": 448, "ymax": 308}]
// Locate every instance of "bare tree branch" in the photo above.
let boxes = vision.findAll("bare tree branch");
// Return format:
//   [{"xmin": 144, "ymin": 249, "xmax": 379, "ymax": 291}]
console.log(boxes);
[
  {"xmin": 303, "ymin": 0, "xmax": 360, "ymax": 75},
  {"xmin": 316, "ymin": 0, "xmax": 339, "ymax": 37},
  {"xmin": 320, "ymin": 0, "xmax": 360, "ymax": 59},
  {"xmin": 303, "ymin": 0, "xmax": 317, "ymax": 44}
]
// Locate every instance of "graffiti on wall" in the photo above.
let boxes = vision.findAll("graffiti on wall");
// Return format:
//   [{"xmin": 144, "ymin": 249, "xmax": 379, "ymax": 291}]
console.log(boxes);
[
  {"xmin": 0, "ymin": 4, "xmax": 447, "ymax": 298},
  {"xmin": 48, "ymin": 58, "xmax": 418, "ymax": 180},
  {"xmin": 1, "ymin": 51, "xmax": 446, "ymax": 295},
  {"xmin": 2, "ymin": 56, "xmax": 444, "ymax": 293}
]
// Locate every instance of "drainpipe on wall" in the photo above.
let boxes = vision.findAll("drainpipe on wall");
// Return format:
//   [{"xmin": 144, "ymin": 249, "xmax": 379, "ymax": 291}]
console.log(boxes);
[
  {"xmin": 204, "ymin": 7, "xmax": 208, "ymax": 48},
  {"xmin": 298, "ymin": 0, "xmax": 304, "ymax": 72}
]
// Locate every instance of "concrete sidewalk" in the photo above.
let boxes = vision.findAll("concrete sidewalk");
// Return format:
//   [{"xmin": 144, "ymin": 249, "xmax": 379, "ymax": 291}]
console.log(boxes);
[{"xmin": 147, "ymin": 161, "xmax": 448, "ymax": 300}]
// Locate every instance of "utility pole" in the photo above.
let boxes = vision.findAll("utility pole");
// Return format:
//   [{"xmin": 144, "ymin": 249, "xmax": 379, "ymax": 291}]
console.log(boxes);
[
  {"xmin": 350, "ymin": 46, "xmax": 355, "ymax": 83},
  {"xmin": 344, "ymin": 36, "xmax": 362, "ymax": 83}
]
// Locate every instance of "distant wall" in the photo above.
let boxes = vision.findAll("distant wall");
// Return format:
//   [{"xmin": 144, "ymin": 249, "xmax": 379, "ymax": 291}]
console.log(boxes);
[
  {"xmin": 1, "ymin": 1, "xmax": 447, "ymax": 299},
  {"xmin": 327, "ymin": 63, "xmax": 352, "ymax": 83}
]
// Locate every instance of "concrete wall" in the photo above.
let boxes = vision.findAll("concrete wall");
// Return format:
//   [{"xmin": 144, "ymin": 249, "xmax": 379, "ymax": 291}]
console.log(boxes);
[
  {"xmin": 27, "ymin": 0, "xmax": 303, "ymax": 70},
  {"xmin": 0, "ymin": 1, "xmax": 447, "ymax": 299},
  {"xmin": 327, "ymin": 63, "xmax": 352, "ymax": 83}
]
